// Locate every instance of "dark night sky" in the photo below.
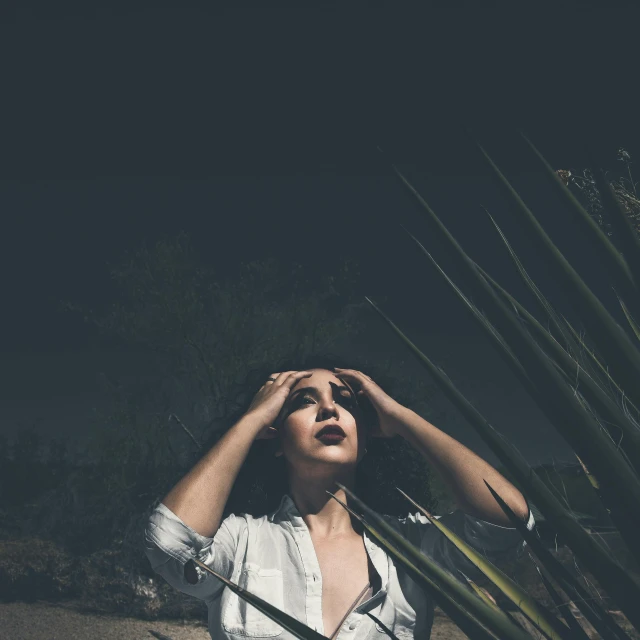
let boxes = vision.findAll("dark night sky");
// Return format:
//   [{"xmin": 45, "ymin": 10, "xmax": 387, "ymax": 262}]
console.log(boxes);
[{"xmin": 1, "ymin": 2, "xmax": 638, "ymax": 468}]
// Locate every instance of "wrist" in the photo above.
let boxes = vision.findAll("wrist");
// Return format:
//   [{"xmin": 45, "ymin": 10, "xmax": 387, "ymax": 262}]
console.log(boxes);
[
  {"xmin": 387, "ymin": 404, "xmax": 414, "ymax": 438},
  {"xmin": 239, "ymin": 411, "xmax": 270, "ymax": 434}
]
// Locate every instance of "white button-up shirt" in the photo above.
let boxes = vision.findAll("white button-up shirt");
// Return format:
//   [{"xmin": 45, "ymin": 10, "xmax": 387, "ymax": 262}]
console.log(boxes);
[{"xmin": 144, "ymin": 494, "xmax": 535, "ymax": 639}]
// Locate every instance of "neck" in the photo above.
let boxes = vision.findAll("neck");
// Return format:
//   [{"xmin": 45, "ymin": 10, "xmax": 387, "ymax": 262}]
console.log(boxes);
[{"xmin": 287, "ymin": 468, "xmax": 361, "ymax": 539}]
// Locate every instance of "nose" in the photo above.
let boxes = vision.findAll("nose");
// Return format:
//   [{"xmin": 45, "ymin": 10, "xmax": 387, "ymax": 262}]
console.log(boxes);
[{"xmin": 318, "ymin": 398, "xmax": 339, "ymax": 421}]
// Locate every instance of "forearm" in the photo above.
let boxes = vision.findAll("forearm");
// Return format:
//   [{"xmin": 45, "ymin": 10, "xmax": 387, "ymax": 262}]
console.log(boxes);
[
  {"xmin": 161, "ymin": 412, "xmax": 264, "ymax": 538},
  {"xmin": 391, "ymin": 406, "xmax": 529, "ymax": 527}
]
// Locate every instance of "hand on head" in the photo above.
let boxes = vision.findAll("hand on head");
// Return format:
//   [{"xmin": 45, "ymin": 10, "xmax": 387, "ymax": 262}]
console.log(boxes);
[{"xmin": 246, "ymin": 371, "xmax": 314, "ymax": 440}]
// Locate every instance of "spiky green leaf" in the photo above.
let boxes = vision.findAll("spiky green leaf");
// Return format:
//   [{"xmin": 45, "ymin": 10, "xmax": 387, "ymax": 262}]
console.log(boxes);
[
  {"xmin": 395, "ymin": 488, "xmax": 571, "ymax": 640},
  {"xmin": 471, "ymin": 134, "xmax": 640, "ymax": 409},
  {"xmin": 534, "ymin": 562, "xmax": 591, "ymax": 640}
]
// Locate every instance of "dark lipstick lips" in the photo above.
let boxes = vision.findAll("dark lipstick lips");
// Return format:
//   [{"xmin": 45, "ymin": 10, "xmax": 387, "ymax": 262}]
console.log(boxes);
[{"xmin": 316, "ymin": 425, "xmax": 346, "ymax": 438}]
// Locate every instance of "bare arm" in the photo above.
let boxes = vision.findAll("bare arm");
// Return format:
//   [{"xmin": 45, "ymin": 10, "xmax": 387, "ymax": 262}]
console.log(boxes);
[
  {"xmin": 160, "ymin": 369, "xmax": 313, "ymax": 539},
  {"xmin": 392, "ymin": 406, "xmax": 529, "ymax": 527},
  {"xmin": 161, "ymin": 412, "xmax": 265, "ymax": 538}
]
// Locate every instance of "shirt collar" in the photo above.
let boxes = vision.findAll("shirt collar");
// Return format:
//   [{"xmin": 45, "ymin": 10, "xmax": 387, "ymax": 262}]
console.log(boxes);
[
  {"xmin": 268, "ymin": 493, "xmax": 390, "ymax": 591},
  {"xmin": 268, "ymin": 493, "xmax": 294, "ymax": 522}
]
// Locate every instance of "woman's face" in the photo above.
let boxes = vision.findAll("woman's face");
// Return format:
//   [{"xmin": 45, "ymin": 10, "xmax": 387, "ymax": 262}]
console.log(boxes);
[{"xmin": 273, "ymin": 368, "xmax": 368, "ymax": 473}]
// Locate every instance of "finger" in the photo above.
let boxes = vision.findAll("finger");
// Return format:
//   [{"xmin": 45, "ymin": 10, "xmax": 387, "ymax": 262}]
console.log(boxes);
[
  {"xmin": 334, "ymin": 368, "xmax": 371, "ymax": 384},
  {"xmin": 333, "ymin": 371, "xmax": 362, "ymax": 394},
  {"xmin": 283, "ymin": 370, "xmax": 313, "ymax": 387},
  {"xmin": 263, "ymin": 372, "xmax": 281, "ymax": 386},
  {"xmin": 270, "ymin": 371, "xmax": 296, "ymax": 386},
  {"xmin": 333, "ymin": 367, "xmax": 366, "ymax": 377}
]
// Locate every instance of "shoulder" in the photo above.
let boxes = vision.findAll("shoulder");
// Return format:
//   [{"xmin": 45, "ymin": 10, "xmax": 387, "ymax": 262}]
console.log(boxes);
[
  {"xmin": 232, "ymin": 511, "xmax": 271, "ymax": 528},
  {"xmin": 217, "ymin": 510, "xmax": 266, "ymax": 532},
  {"xmin": 223, "ymin": 510, "xmax": 282, "ymax": 539}
]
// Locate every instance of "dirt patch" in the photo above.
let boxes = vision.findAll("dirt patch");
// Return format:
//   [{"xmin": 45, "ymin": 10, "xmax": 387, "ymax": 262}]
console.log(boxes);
[
  {"xmin": 0, "ymin": 602, "xmax": 466, "ymax": 640},
  {"xmin": 431, "ymin": 606, "xmax": 640, "ymax": 640},
  {"xmin": 0, "ymin": 601, "xmax": 210, "ymax": 640}
]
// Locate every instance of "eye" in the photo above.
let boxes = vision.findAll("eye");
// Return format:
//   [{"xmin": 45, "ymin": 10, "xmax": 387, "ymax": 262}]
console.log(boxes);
[
  {"xmin": 291, "ymin": 395, "xmax": 314, "ymax": 409},
  {"xmin": 293, "ymin": 394, "xmax": 354, "ymax": 409}
]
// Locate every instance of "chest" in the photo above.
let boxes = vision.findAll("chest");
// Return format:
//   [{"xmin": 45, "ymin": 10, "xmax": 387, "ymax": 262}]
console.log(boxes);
[{"xmin": 312, "ymin": 534, "xmax": 378, "ymax": 638}]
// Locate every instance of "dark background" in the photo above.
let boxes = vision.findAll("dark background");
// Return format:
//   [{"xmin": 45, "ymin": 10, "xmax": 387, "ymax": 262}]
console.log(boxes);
[{"xmin": 2, "ymin": 1, "xmax": 638, "ymax": 467}]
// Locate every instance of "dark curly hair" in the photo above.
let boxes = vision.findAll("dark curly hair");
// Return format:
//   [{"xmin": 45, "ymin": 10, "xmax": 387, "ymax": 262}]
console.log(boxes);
[{"xmin": 199, "ymin": 351, "xmax": 439, "ymax": 520}]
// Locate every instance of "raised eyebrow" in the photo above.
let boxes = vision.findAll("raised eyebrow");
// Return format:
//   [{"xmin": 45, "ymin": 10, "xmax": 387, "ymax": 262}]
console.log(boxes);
[{"xmin": 289, "ymin": 384, "xmax": 354, "ymax": 398}]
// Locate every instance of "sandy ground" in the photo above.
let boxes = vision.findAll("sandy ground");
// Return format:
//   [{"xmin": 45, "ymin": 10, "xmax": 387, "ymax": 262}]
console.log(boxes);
[
  {"xmin": 1, "ymin": 600, "xmax": 637, "ymax": 639},
  {"xmin": 0, "ymin": 601, "xmax": 211, "ymax": 640}
]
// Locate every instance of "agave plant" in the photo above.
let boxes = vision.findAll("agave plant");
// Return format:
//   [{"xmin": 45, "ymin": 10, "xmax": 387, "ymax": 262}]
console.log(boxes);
[
  {"xmin": 355, "ymin": 133, "xmax": 640, "ymax": 638},
  {"xmin": 190, "ymin": 134, "xmax": 640, "ymax": 639}
]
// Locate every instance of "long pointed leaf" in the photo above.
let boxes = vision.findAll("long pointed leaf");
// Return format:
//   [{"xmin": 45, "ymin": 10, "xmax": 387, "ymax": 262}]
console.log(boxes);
[
  {"xmin": 460, "ymin": 577, "xmax": 532, "ymax": 635},
  {"xmin": 472, "ymin": 227, "xmax": 640, "ymax": 478},
  {"xmin": 460, "ymin": 573, "xmax": 501, "ymax": 611},
  {"xmin": 479, "ymin": 201, "xmax": 639, "ymax": 414},
  {"xmin": 617, "ymin": 291, "xmax": 640, "ymax": 343},
  {"xmin": 478, "ymin": 204, "xmax": 579, "ymax": 354},
  {"xmin": 395, "ymin": 488, "xmax": 572, "ymax": 640},
  {"xmin": 560, "ymin": 316, "xmax": 640, "ymax": 418},
  {"xmin": 398, "ymin": 222, "xmax": 528, "ymax": 384},
  {"xmin": 534, "ymin": 563, "xmax": 592, "ymax": 640},
  {"xmin": 470, "ymin": 134, "xmax": 640, "ymax": 410},
  {"xmin": 574, "ymin": 454, "xmax": 611, "ymax": 519}
]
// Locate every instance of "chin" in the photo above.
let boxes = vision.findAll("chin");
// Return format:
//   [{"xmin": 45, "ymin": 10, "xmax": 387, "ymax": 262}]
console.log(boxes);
[{"xmin": 313, "ymin": 450, "xmax": 357, "ymax": 464}]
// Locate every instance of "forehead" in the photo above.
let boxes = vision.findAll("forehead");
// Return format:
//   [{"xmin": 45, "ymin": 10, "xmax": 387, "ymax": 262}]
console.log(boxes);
[
  {"xmin": 293, "ymin": 368, "xmax": 343, "ymax": 388},
  {"xmin": 291, "ymin": 369, "xmax": 351, "ymax": 392}
]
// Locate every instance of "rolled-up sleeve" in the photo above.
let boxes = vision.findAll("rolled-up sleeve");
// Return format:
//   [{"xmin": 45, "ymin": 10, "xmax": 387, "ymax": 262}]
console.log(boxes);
[
  {"xmin": 390, "ymin": 506, "xmax": 535, "ymax": 585},
  {"xmin": 143, "ymin": 502, "xmax": 244, "ymax": 602},
  {"xmin": 425, "ymin": 507, "xmax": 535, "ymax": 583}
]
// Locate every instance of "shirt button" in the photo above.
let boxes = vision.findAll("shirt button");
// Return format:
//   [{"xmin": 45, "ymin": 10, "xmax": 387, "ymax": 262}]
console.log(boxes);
[{"xmin": 349, "ymin": 622, "xmax": 357, "ymax": 630}]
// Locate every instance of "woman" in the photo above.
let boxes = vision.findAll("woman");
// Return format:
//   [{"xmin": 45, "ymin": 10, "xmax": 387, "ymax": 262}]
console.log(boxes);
[{"xmin": 144, "ymin": 362, "xmax": 534, "ymax": 639}]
